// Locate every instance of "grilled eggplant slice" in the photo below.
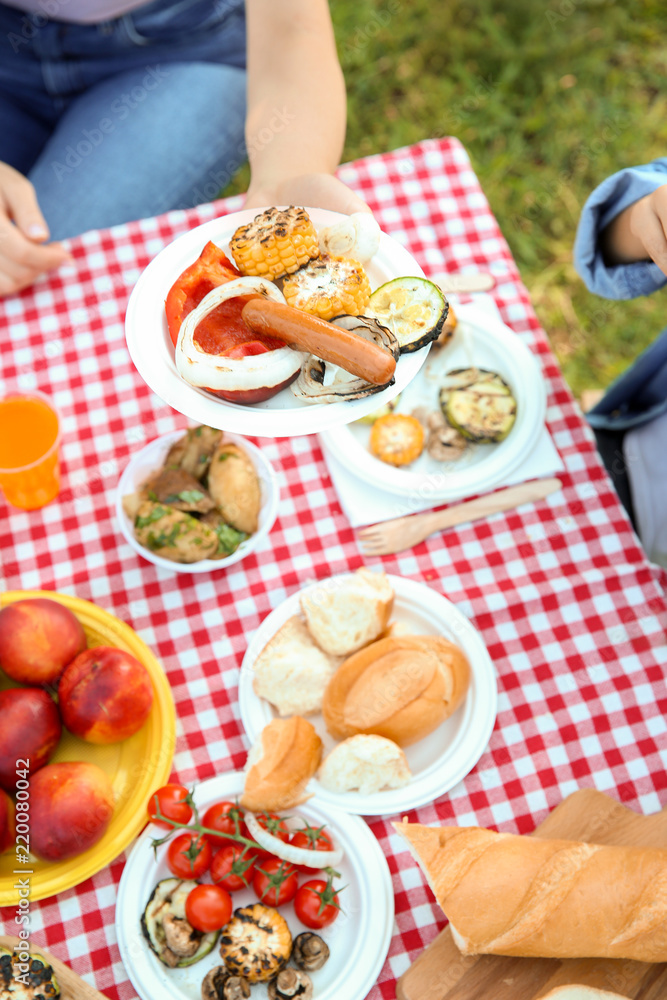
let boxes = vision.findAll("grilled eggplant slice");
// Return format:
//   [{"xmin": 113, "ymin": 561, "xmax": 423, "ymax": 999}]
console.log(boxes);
[
  {"xmin": 219, "ymin": 903, "xmax": 292, "ymax": 983},
  {"xmin": 366, "ymin": 276, "xmax": 448, "ymax": 354},
  {"xmin": 0, "ymin": 947, "xmax": 60, "ymax": 1000},
  {"xmin": 142, "ymin": 878, "xmax": 219, "ymax": 968},
  {"xmin": 440, "ymin": 368, "xmax": 517, "ymax": 443}
]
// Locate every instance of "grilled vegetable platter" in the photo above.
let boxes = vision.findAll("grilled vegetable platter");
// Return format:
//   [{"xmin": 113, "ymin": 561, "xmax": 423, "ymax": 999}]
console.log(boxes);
[
  {"xmin": 115, "ymin": 771, "xmax": 393, "ymax": 1000},
  {"xmin": 319, "ymin": 300, "xmax": 547, "ymax": 503},
  {"xmin": 125, "ymin": 207, "xmax": 442, "ymax": 437}
]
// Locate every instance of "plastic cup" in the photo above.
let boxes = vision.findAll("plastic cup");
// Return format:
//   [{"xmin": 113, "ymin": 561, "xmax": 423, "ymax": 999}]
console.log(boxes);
[{"xmin": 0, "ymin": 389, "xmax": 61, "ymax": 509}]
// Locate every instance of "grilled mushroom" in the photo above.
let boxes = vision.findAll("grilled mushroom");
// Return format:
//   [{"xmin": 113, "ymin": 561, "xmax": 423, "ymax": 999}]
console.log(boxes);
[
  {"xmin": 291, "ymin": 932, "xmax": 330, "ymax": 972},
  {"xmin": 410, "ymin": 408, "xmax": 467, "ymax": 462},
  {"xmin": 201, "ymin": 967, "xmax": 251, "ymax": 1000},
  {"xmin": 267, "ymin": 968, "xmax": 313, "ymax": 999}
]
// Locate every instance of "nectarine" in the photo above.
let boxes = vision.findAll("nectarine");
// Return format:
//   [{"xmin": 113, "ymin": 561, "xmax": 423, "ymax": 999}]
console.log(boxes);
[
  {"xmin": 0, "ymin": 688, "xmax": 62, "ymax": 792},
  {"xmin": 0, "ymin": 598, "xmax": 86, "ymax": 686},
  {"xmin": 30, "ymin": 761, "xmax": 114, "ymax": 861},
  {"xmin": 0, "ymin": 789, "xmax": 15, "ymax": 854},
  {"xmin": 58, "ymin": 645, "xmax": 154, "ymax": 744}
]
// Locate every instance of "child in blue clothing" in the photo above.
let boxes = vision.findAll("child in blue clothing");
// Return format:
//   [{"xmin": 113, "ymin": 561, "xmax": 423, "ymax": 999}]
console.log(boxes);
[{"xmin": 574, "ymin": 160, "xmax": 667, "ymax": 569}]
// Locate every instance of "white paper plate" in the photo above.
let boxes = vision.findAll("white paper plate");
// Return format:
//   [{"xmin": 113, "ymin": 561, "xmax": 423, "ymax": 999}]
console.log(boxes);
[
  {"xmin": 239, "ymin": 573, "xmax": 497, "ymax": 815},
  {"xmin": 319, "ymin": 302, "xmax": 547, "ymax": 501},
  {"xmin": 125, "ymin": 207, "xmax": 431, "ymax": 438},
  {"xmin": 115, "ymin": 430, "xmax": 279, "ymax": 573},
  {"xmin": 115, "ymin": 771, "xmax": 394, "ymax": 1000}
]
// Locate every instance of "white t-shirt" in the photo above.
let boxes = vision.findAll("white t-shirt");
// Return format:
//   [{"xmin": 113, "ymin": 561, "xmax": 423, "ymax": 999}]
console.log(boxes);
[{"xmin": 4, "ymin": 0, "xmax": 158, "ymax": 24}]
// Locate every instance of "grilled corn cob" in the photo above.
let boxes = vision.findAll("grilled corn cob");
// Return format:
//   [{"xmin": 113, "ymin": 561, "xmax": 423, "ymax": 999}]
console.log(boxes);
[
  {"xmin": 219, "ymin": 904, "xmax": 292, "ymax": 983},
  {"xmin": 230, "ymin": 207, "xmax": 319, "ymax": 279},
  {"xmin": 282, "ymin": 254, "xmax": 371, "ymax": 320}
]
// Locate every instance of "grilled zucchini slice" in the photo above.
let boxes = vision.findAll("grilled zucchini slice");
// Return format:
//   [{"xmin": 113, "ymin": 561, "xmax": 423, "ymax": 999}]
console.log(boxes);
[
  {"xmin": 440, "ymin": 368, "xmax": 517, "ymax": 443},
  {"xmin": 366, "ymin": 277, "xmax": 448, "ymax": 353},
  {"xmin": 0, "ymin": 947, "xmax": 59, "ymax": 1000},
  {"xmin": 142, "ymin": 878, "xmax": 219, "ymax": 967}
]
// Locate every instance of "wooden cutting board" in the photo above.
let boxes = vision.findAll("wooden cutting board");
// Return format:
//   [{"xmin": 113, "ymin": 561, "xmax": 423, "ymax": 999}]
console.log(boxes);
[
  {"xmin": 396, "ymin": 788, "xmax": 667, "ymax": 1000},
  {"xmin": 0, "ymin": 935, "xmax": 109, "ymax": 999}
]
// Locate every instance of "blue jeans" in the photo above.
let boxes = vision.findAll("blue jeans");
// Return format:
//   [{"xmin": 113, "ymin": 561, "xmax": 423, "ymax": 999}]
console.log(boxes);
[{"xmin": 0, "ymin": 0, "xmax": 247, "ymax": 239}]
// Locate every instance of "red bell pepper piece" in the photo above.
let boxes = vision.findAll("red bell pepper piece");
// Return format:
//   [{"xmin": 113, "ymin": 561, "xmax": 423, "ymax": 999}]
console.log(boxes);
[{"xmin": 164, "ymin": 241, "xmax": 241, "ymax": 347}]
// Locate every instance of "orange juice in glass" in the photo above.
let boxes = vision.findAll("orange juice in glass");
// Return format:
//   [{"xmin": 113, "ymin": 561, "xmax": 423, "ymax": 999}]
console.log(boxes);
[{"xmin": 0, "ymin": 390, "xmax": 61, "ymax": 509}]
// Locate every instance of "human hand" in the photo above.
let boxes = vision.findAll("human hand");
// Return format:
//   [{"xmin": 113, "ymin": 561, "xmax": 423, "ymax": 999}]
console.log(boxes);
[
  {"xmin": 602, "ymin": 184, "xmax": 667, "ymax": 274},
  {"xmin": 0, "ymin": 162, "xmax": 71, "ymax": 297},
  {"xmin": 244, "ymin": 172, "xmax": 371, "ymax": 215}
]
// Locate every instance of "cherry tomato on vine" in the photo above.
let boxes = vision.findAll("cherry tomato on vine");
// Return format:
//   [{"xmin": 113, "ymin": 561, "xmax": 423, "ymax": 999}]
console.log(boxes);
[
  {"xmin": 185, "ymin": 883, "xmax": 232, "ymax": 932},
  {"xmin": 166, "ymin": 831, "xmax": 212, "ymax": 879},
  {"xmin": 211, "ymin": 844, "xmax": 258, "ymax": 892},
  {"xmin": 253, "ymin": 857, "xmax": 299, "ymax": 907},
  {"xmin": 290, "ymin": 824, "xmax": 335, "ymax": 872},
  {"xmin": 294, "ymin": 877, "xmax": 341, "ymax": 929},
  {"xmin": 147, "ymin": 784, "xmax": 193, "ymax": 829},
  {"xmin": 254, "ymin": 812, "xmax": 291, "ymax": 843},
  {"xmin": 201, "ymin": 801, "xmax": 247, "ymax": 848}
]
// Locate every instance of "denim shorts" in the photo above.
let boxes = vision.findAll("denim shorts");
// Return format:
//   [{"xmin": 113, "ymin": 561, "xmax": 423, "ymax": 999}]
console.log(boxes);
[{"xmin": 0, "ymin": 0, "xmax": 248, "ymax": 236}]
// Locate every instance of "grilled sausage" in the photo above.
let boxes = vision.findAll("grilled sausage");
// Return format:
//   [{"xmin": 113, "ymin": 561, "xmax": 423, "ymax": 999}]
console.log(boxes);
[{"xmin": 241, "ymin": 299, "xmax": 396, "ymax": 386}]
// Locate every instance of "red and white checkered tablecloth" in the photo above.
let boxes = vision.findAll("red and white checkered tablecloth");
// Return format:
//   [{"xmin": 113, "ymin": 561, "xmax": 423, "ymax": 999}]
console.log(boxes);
[{"xmin": 1, "ymin": 137, "xmax": 666, "ymax": 998}]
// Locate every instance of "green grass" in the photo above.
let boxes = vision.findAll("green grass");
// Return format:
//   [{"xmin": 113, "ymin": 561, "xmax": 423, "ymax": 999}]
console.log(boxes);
[{"xmin": 225, "ymin": 0, "xmax": 667, "ymax": 398}]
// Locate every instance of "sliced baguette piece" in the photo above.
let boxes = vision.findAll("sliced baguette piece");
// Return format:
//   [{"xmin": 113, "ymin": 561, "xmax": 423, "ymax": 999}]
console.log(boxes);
[
  {"xmin": 318, "ymin": 734, "xmax": 411, "ymax": 795},
  {"xmin": 241, "ymin": 716, "xmax": 322, "ymax": 812},
  {"xmin": 393, "ymin": 820, "xmax": 667, "ymax": 962},
  {"xmin": 300, "ymin": 568, "xmax": 394, "ymax": 656},
  {"xmin": 252, "ymin": 616, "xmax": 341, "ymax": 716},
  {"xmin": 322, "ymin": 635, "xmax": 470, "ymax": 746},
  {"xmin": 539, "ymin": 989, "xmax": 631, "ymax": 1000}
]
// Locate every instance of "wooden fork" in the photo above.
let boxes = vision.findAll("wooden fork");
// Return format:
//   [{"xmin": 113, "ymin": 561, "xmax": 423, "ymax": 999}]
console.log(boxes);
[
  {"xmin": 357, "ymin": 478, "xmax": 563, "ymax": 556},
  {"xmin": 431, "ymin": 271, "xmax": 496, "ymax": 294}
]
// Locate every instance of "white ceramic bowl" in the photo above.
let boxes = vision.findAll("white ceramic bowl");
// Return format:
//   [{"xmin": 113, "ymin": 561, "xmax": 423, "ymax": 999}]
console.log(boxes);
[
  {"xmin": 125, "ymin": 206, "xmax": 431, "ymax": 438},
  {"xmin": 115, "ymin": 430, "xmax": 279, "ymax": 573}
]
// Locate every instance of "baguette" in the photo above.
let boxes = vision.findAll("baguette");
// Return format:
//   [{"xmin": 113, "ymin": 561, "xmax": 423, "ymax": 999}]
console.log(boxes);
[
  {"xmin": 241, "ymin": 716, "xmax": 322, "ymax": 812},
  {"xmin": 394, "ymin": 821, "xmax": 667, "ymax": 962}
]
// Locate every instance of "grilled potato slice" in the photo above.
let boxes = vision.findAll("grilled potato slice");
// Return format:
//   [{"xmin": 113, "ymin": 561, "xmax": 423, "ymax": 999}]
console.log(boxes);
[{"xmin": 207, "ymin": 444, "xmax": 261, "ymax": 535}]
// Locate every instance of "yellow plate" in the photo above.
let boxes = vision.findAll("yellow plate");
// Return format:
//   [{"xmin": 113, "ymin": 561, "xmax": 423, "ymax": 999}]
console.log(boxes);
[{"xmin": 0, "ymin": 590, "xmax": 176, "ymax": 904}]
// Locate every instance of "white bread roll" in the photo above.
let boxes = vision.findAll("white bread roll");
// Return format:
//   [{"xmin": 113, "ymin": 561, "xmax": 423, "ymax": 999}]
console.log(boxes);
[
  {"xmin": 301, "ymin": 568, "xmax": 393, "ymax": 656},
  {"xmin": 252, "ymin": 616, "xmax": 341, "ymax": 716},
  {"xmin": 241, "ymin": 716, "xmax": 322, "ymax": 811},
  {"xmin": 394, "ymin": 821, "xmax": 667, "ymax": 962},
  {"xmin": 322, "ymin": 635, "xmax": 469, "ymax": 747},
  {"xmin": 318, "ymin": 734, "xmax": 411, "ymax": 794},
  {"xmin": 539, "ymin": 989, "xmax": 631, "ymax": 1000}
]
